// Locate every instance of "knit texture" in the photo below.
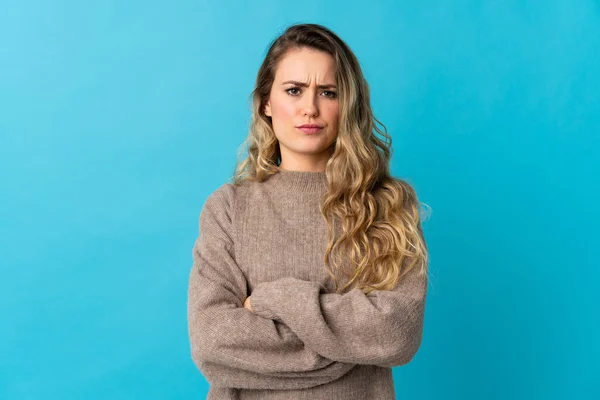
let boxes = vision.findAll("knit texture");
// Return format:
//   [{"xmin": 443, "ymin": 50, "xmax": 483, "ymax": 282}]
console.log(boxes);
[{"xmin": 187, "ymin": 169, "xmax": 428, "ymax": 399}]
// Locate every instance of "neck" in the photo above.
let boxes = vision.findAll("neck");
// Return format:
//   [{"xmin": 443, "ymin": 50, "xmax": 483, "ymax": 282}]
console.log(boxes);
[{"xmin": 268, "ymin": 168, "xmax": 328, "ymax": 192}]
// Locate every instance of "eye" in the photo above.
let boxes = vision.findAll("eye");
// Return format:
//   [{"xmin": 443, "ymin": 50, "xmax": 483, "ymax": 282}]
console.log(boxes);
[{"xmin": 285, "ymin": 87, "xmax": 338, "ymax": 99}]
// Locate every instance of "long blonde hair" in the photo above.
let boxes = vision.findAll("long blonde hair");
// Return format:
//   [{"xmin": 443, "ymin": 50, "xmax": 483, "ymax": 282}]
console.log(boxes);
[{"xmin": 231, "ymin": 23, "xmax": 429, "ymax": 295}]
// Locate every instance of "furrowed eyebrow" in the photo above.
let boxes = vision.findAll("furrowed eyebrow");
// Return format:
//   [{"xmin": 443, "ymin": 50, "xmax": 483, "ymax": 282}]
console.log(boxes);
[{"xmin": 281, "ymin": 80, "xmax": 337, "ymax": 89}]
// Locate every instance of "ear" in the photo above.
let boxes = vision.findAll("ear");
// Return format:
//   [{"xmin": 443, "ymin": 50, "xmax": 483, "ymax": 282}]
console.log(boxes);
[{"xmin": 264, "ymin": 100, "xmax": 272, "ymax": 117}]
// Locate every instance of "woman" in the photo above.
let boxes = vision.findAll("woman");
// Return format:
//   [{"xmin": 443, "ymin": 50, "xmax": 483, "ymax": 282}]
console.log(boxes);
[{"xmin": 187, "ymin": 23, "xmax": 429, "ymax": 399}]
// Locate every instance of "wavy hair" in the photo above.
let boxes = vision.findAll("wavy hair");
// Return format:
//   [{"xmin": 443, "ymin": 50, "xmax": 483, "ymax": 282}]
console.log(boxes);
[{"xmin": 231, "ymin": 23, "xmax": 430, "ymax": 295}]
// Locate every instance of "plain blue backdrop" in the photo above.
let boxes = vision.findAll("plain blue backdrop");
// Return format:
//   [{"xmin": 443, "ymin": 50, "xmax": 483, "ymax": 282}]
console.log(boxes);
[{"xmin": 1, "ymin": 1, "xmax": 598, "ymax": 399}]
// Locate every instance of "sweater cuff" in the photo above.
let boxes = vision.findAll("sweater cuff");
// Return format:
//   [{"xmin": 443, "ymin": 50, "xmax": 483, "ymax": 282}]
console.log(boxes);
[{"xmin": 250, "ymin": 281, "xmax": 281, "ymax": 321}]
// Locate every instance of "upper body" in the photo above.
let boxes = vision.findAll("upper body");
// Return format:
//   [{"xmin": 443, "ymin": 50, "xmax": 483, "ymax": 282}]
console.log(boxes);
[{"xmin": 187, "ymin": 169, "xmax": 428, "ymax": 399}]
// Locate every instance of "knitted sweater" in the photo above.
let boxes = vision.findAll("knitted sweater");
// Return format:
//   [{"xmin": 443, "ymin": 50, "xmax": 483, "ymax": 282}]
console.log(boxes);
[{"xmin": 187, "ymin": 169, "xmax": 428, "ymax": 399}]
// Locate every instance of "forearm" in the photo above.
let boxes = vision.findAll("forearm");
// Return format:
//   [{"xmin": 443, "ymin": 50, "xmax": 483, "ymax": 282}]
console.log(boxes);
[
  {"xmin": 188, "ymin": 254, "xmax": 355, "ymax": 385},
  {"xmin": 197, "ymin": 357, "xmax": 356, "ymax": 390},
  {"xmin": 250, "ymin": 269, "xmax": 428, "ymax": 367}
]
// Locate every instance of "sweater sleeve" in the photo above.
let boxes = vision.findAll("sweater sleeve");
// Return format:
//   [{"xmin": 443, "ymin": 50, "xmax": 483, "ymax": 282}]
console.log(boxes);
[
  {"xmin": 249, "ymin": 246, "xmax": 429, "ymax": 368},
  {"xmin": 187, "ymin": 184, "xmax": 356, "ymax": 390}
]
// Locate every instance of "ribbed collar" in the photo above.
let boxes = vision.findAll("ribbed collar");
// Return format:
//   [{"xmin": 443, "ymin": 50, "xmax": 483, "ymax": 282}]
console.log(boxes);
[{"xmin": 268, "ymin": 168, "xmax": 328, "ymax": 192}]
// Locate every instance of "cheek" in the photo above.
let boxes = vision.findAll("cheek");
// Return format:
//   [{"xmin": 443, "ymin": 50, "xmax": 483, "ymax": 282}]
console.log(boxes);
[
  {"xmin": 326, "ymin": 105, "xmax": 340, "ymax": 125},
  {"xmin": 281, "ymin": 103, "xmax": 297, "ymax": 119},
  {"xmin": 271, "ymin": 96, "xmax": 295, "ymax": 119}
]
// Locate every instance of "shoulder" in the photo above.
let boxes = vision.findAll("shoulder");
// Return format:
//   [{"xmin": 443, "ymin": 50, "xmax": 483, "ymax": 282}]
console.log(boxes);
[
  {"xmin": 201, "ymin": 183, "xmax": 238, "ymax": 220},
  {"xmin": 199, "ymin": 179, "xmax": 257, "ymax": 230},
  {"xmin": 205, "ymin": 182, "xmax": 236, "ymax": 208},
  {"xmin": 197, "ymin": 183, "xmax": 240, "ymax": 242}
]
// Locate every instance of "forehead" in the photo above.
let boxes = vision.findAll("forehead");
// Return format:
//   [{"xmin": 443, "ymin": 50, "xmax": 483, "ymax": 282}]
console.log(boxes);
[{"xmin": 274, "ymin": 48, "xmax": 336, "ymax": 82}]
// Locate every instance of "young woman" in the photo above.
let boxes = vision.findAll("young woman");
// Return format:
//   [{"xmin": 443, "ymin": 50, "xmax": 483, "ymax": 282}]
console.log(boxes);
[{"xmin": 188, "ymin": 23, "xmax": 429, "ymax": 400}]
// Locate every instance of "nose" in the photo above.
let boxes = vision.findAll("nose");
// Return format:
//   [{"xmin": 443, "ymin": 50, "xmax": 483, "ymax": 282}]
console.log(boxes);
[{"xmin": 302, "ymin": 92, "xmax": 319, "ymax": 117}]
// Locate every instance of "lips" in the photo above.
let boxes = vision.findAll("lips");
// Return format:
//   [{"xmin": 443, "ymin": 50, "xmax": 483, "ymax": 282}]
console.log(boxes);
[
  {"xmin": 296, "ymin": 123, "xmax": 324, "ymax": 134},
  {"xmin": 297, "ymin": 126, "xmax": 323, "ymax": 134},
  {"xmin": 297, "ymin": 124, "xmax": 323, "ymax": 129}
]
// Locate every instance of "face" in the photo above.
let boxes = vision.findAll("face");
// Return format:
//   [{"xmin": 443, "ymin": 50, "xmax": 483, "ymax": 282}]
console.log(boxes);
[{"xmin": 264, "ymin": 47, "xmax": 339, "ymax": 172}]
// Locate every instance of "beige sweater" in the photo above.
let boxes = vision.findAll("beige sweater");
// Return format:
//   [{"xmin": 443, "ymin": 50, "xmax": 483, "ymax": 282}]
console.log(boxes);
[{"xmin": 187, "ymin": 169, "xmax": 428, "ymax": 399}]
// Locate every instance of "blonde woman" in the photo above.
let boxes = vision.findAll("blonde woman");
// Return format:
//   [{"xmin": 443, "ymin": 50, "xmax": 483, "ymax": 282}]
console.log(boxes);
[{"xmin": 187, "ymin": 23, "xmax": 429, "ymax": 399}]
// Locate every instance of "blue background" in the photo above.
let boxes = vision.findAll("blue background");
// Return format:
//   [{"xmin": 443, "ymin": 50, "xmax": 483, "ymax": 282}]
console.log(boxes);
[{"xmin": 1, "ymin": 1, "xmax": 598, "ymax": 399}]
